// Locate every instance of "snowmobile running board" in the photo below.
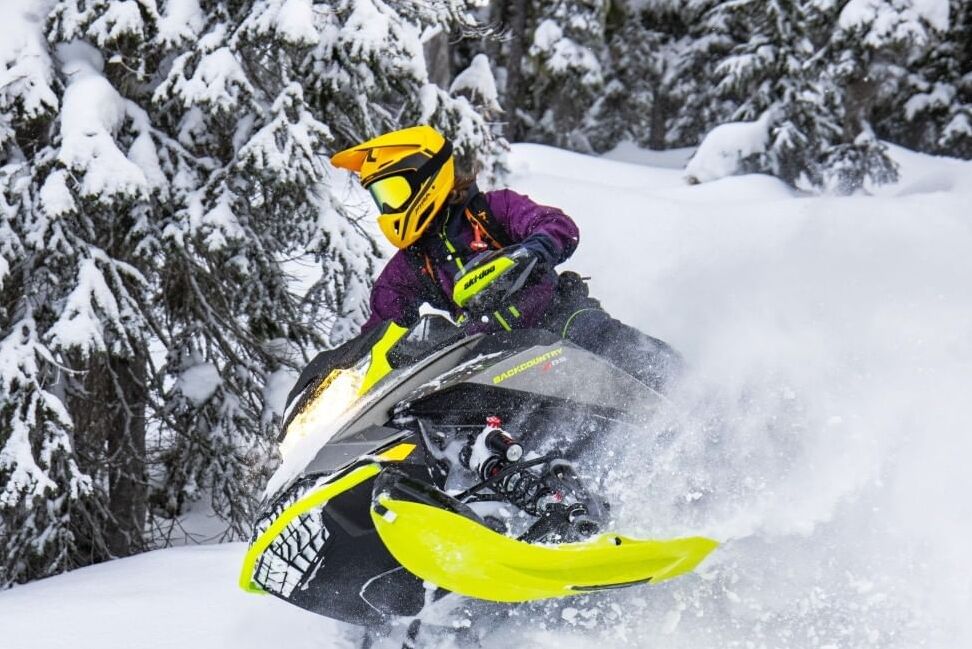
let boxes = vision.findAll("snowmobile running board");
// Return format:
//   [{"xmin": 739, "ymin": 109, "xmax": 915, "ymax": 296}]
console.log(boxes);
[{"xmin": 371, "ymin": 494, "xmax": 719, "ymax": 603}]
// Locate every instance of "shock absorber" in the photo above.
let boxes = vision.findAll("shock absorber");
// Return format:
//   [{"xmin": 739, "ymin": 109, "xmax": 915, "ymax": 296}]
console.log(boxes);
[
  {"xmin": 459, "ymin": 418, "xmax": 598, "ymax": 530},
  {"xmin": 459, "ymin": 416, "xmax": 523, "ymax": 481},
  {"xmin": 460, "ymin": 417, "xmax": 554, "ymax": 513}
]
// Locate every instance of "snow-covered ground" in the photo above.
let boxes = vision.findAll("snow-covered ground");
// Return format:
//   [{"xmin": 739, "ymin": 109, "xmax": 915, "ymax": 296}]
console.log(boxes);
[{"xmin": 3, "ymin": 143, "xmax": 971, "ymax": 648}]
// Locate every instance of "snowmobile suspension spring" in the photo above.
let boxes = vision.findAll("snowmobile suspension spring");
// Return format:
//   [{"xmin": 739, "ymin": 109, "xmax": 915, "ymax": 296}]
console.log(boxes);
[
  {"xmin": 457, "ymin": 455, "xmax": 555, "ymax": 515},
  {"xmin": 493, "ymin": 469, "xmax": 551, "ymax": 516}
]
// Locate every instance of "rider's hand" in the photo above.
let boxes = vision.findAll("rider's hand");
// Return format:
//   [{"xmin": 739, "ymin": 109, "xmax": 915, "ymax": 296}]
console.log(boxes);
[
  {"xmin": 515, "ymin": 235, "xmax": 558, "ymax": 271},
  {"xmin": 453, "ymin": 239, "xmax": 554, "ymax": 328}
]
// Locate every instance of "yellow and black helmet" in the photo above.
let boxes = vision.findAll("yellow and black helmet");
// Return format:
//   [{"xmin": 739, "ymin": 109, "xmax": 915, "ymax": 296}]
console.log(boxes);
[{"xmin": 331, "ymin": 125, "xmax": 455, "ymax": 249}]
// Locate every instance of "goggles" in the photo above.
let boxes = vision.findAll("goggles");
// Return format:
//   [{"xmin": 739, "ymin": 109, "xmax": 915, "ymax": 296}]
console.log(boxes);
[
  {"xmin": 368, "ymin": 175, "xmax": 412, "ymax": 212},
  {"xmin": 364, "ymin": 141, "xmax": 453, "ymax": 214}
]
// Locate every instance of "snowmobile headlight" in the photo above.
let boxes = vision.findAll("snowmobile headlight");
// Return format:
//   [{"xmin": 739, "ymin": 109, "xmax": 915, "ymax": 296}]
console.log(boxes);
[{"xmin": 279, "ymin": 368, "xmax": 363, "ymax": 458}]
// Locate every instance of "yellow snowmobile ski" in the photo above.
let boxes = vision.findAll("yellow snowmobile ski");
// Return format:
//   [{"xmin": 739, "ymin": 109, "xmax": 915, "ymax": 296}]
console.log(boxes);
[{"xmin": 371, "ymin": 494, "xmax": 718, "ymax": 603}]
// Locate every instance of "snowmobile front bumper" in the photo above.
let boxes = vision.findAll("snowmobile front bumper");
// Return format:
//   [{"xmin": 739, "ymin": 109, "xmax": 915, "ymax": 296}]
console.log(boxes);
[{"xmin": 371, "ymin": 493, "xmax": 718, "ymax": 603}]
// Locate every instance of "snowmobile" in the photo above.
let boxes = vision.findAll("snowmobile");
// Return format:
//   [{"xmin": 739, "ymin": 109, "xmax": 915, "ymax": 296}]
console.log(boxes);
[{"xmin": 238, "ymin": 252, "xmax": 717, "ymax": 630}]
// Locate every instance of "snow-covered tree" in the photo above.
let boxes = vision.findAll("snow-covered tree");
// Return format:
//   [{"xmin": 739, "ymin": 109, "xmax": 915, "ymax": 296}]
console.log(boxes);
[
  {"xmin": 475, "ymin": 0, "xmax": 609, "ymax": 150},
  {"xmin": 699, "ymin": 0, "xmax": 903, "ymax": 190},
  {"xmin": 1, "ymin": 0, "xmax": 502, "ymax": 586},
  {"xmin": 820, "ymin": 0, "xmax": 953, "ymax": 190},
  {"xmin": 522, "ymin": 0, "xmax": 608, "ymax": 150},
  {"xmin": 876, "ymin": 0, "xmax": 972, "ymax": 158},
  {"xmin": 2, "ymin": 2, "xmax": 161, "ymax": 582},
  {"xmin": 586, "ymin": 0, "xmax": 729, "ymax": 151}
]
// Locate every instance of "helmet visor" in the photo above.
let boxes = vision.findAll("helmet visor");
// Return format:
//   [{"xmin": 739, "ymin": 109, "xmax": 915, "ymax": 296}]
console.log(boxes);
[{"xmin": 368, "ymin": 175, "xmax": 413, "ymax": 213}]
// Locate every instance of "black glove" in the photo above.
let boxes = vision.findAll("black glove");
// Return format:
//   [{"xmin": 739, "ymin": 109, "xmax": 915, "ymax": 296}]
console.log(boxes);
[{"xmin": 516, "ymin": 235, "xmax": 559, "ymax": 270}]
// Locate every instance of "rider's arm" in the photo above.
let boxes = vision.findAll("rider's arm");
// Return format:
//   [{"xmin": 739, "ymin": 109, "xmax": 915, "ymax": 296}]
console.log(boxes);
[
  {"xmin": 361, "ymin": 252, "xmax": 425, "ymax": 333},
  {"xmin": 484, "ymin": 190, "xmax": 580, "ymax": 267}
]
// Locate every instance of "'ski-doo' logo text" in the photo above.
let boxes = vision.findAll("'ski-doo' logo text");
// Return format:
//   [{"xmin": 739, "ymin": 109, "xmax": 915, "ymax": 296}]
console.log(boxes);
[
  {"xmin": 463, "ymin": 264, "xmax": 498, "ymax": 291},
  {"xmin": 492, "ymin": 348, "xmax": 565, "ymax": 384}
]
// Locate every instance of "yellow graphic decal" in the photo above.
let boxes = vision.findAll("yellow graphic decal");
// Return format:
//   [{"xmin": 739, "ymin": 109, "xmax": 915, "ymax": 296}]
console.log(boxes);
[
  {"xmin": 452, "ymin": 256, "xmax": 516, "ymax": 308},
  {"xmin": 358, "ymin": 322, "xmax": 408, "ymax": 395},
  {"xmin": 492, "ymin": 348, "xmax": 564, "ymax": 384},
  {"xmin": 377, "ymin": 443, "xmax": 416, "ymax": 462},
  {"xmin": 463, "ymin": 264, "xmax": 498, "ymax": 291}
]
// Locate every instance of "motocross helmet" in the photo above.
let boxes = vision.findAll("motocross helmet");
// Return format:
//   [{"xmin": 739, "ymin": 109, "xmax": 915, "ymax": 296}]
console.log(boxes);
[{"xmin": 331, "ymin": 125, "xmax": 455, "ymax": 249}]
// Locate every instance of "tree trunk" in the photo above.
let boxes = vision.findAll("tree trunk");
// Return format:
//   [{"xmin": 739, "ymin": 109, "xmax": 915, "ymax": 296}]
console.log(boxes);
[
  {"xmin": 107, "ymin": 352, "xmax": 148, "ymax": 557},
  {"xmin": 73, "ymin": 351, "xmax": 149, "ymax": 558},
  {"xmin": 505, "ymin": 0, "xmax": 529, "ymax": 141},
  {"xmin": 424, "ymin": 30, "xmax": 451, "ymax": 90},
  {"xmin": 485, "ymin": 0, "xmax": 507, "ymax": 65},
  {"xmin": 649, "ymin": 79, "xmax": 668, "ymax": 150},
  {"xmin": 843, "ymin": 74, "xmax": 880, "ymax": 141}
]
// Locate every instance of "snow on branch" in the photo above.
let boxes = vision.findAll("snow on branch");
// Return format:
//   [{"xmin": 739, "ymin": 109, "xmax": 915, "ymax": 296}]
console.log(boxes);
[
  {"xmin": 47, "ymin": 252, "xmax": 144, "ymax": 356},
  {"xmin": 162, "ymin": 48, "xmax": 256, "ymax": 115},
  {"xmin": 0, "ymin": 318, "xmax": 75, "ymax": 506},
  {"xmin": 450, "ymin": 54, "xmax": 502, "ymax": 115},
  {"xmin": 89, "ymin": 0, "xmax": 148, "ymax": 47},
  {"xmin": 158, "ymin": 0, "xmax": 206, "ymax": 47},
  {"xmin": 238, "ymin": 83, "xmax": 332, "ymax": 188},
  {"xmin": 838, "ymin": 0, "xmax": 949, "ymax": 50},
  {"xmin": 56, "ymin": 45, "xmax": 149, "ymax": 199},
  {"xmin": 239, "ymin": 0, "xmax": 321, "ymax": 47},
  {"xmin": 0, "ymin": 2, "xmax": 58, "ymax": 122}
]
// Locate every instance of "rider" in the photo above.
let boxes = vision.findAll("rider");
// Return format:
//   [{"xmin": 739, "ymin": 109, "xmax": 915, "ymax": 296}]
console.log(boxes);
[{"xmin": 330, "ymin": 125, "xmax": 681, "ymax": 392}]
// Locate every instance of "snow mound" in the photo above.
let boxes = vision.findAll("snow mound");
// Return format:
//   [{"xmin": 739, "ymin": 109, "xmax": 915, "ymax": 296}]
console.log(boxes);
[
  {"xmin": 601, "ymin": 141, "xmax": 695, "ymax": 169},
  {"xmin": 684, "ymin": 110, "xmax": 776, "ymax": 184},
  {"xmin": 0, "ymin": 545, "xmax": 343, "ymax": 649},
  {"xmin": 877, "ymin": 142, "xmax": 972, "ymax": 196}
]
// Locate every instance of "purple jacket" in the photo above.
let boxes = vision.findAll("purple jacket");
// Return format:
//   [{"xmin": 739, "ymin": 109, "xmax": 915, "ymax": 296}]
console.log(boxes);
[{"xmin": 362, "ymin": 189, "xmax": 580, "ymax": 332}]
